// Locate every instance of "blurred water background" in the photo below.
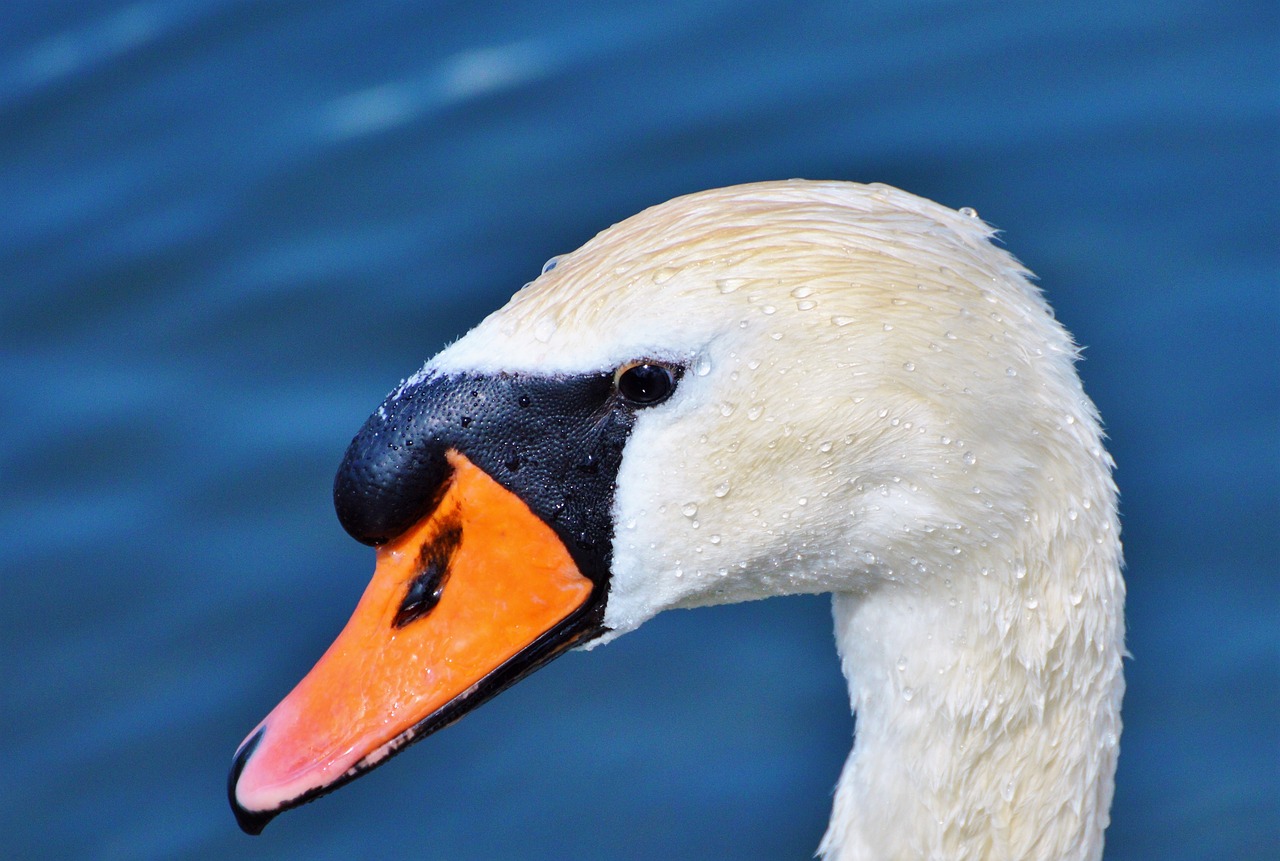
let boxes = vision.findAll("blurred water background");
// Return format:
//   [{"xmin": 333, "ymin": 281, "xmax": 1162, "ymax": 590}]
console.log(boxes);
[{"xmin": 1, "ymin": 2, "xmax": 1276, "ymax": 859}]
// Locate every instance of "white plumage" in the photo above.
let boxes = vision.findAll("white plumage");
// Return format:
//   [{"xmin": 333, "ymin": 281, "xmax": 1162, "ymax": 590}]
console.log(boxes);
[{"xmin": 424, "ymin": 180, "xmax": 1125, "ymax": 860}]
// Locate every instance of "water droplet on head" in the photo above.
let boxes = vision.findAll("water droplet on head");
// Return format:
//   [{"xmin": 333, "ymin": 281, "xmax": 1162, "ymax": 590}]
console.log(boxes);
[
  {"xmin": 681, "ymin": 503, "xmax": 698, "ymax": 518},
  {"xmin": 717, "ymin": 277, "xmax": 748, "ymax": 294},
  {"xmin": 831, "ymin": 315, "xmax": 855, "ymax": 327},
  {"xmin": 694, "ymin": 354, "xmax": 712, "ymax": 376},
  {"xmin": 896, "ymin": 657, "xmax": 907, "ymax": 672},
  {"xmin": 533, "ymin": 317, "xmax": 557, "ymax": 343},
  {"xmin": 963, "ymin": 451, "xmax": 976, "ymax": 466},
  {"xmin": 903, "ymin": 361, "xmax": 915, "ymax": 372},
  {"xmin": 1005, "ymin": 367, "xmax": 1017, "ymax": 377},
  {"xmin": 902, "ymin": 687, "xmax": 915, "ymax": 702},
  {"xmin": 713, "ymin": 480, "xmax": 731, "ymax": 498},
  {"xmin": 541, "ymin": 255, "xmax": 561, "ymax": 275},
  {"xmin": 746, "ymin": 405, "xmax": 764, "ymax": 421},
  {"xmin": 652, "ymin": 266, "xmax": 678, "ymax": 284},
  {"xmin": 1014, "ymin": 561, "xmax": 1027, "ymax": 580},
  {"xmin": 1001, "ymin": 778, "xmax": 1015, "ymax": 803},
  {"xmin": 959, "ymin": 206, "xmax": 979, "ymax": 219},
  {"xmin": 761, "ymin": 305, "xmax": 777, "ymax": 315}
]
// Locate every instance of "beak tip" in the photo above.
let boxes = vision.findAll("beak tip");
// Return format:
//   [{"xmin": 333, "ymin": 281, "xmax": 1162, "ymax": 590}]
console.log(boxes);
[
  {"xmin": 231, "ymin": 801, "xmax": 276, "ymax": 836},
  {"xmin": 228, "ymin": 726, "xmax": 277, "ymax": 836}
]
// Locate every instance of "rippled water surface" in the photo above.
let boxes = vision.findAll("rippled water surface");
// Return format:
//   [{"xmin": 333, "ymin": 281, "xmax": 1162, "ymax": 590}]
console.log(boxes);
[{"xmin": 2, "ymin": 2, "xmax": 1275, "ymax": 859}]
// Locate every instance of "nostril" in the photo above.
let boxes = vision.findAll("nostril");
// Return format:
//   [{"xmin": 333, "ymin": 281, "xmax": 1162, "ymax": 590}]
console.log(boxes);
[{"xmin": 394, "ymin": 520, "xmax": 462, "ymax": 628}]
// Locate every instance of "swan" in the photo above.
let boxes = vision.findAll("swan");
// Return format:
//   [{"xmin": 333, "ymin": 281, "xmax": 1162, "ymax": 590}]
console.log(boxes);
[{"xmin": 229, "ymin": 180, "xmax": 1124, "ymax": 860}]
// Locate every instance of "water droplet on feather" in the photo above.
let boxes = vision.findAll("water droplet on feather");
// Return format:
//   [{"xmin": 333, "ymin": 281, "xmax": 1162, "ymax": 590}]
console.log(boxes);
[{"xmin": 533, "ymin": 317, "xmax": 557, "ymax": 342}]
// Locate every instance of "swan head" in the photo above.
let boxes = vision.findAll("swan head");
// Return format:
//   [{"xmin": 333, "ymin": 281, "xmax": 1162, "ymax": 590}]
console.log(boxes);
[
  {"xmin": 229, "ymin": 180, "xmax": 1120, "ymax": 842},
  {"xmin": 432, "ymin": 180, "xmax": 1105, "ymax": 637}
]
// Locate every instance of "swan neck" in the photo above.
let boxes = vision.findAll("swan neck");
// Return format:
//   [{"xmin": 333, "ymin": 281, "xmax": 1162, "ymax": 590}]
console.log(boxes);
[{"xmin": 819, "ymin": 548, "xmax": 1124, "ymax": 861}]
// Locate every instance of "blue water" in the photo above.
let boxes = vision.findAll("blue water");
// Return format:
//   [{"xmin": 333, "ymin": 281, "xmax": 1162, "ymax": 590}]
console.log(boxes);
[{"xmin": 2, "ymin": 2, "xmax": 1276, "ymax": 859}]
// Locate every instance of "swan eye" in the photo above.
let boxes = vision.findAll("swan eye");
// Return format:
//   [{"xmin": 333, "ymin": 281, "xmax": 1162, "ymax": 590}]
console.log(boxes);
[{"xmin": 615, "ymin": 361, "xmax": 678, "ymax": 407}]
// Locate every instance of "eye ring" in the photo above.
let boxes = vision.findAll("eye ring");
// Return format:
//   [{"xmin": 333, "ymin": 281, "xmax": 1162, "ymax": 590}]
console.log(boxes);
[{"xmin": 614, "ymin": 361, "xmax": 680, "ymax": 407}]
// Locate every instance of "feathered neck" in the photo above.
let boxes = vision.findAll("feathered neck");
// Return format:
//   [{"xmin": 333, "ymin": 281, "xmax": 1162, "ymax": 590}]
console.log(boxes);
[{"xmin": 819, "ymin": 480, "xmax": 1124, "ymax": 861}]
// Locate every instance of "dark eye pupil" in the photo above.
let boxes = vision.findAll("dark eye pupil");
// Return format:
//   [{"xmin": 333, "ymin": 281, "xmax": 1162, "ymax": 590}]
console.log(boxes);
[{"xmin": 618, "ymin": 363, "xmax": 674, "ymax": 406}]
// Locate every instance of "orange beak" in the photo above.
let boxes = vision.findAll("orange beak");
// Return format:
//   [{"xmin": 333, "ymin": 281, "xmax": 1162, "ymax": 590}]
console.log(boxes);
[{"xmin": 229, "ymin": 451, "xmax": 596, "ymax": 832}]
